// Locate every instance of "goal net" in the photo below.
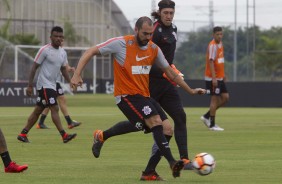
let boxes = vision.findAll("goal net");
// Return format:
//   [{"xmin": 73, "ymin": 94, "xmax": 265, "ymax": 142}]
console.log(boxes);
[{"xmin": 0, "ymin": 43, "xmax": 113, "ymax": 94}]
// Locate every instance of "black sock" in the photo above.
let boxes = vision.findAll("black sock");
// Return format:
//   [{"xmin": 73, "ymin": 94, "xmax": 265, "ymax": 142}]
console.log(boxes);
[
  {"xmin": 38, "ymin": 114, "xmax": 47, "ymax": 125},
  {"xmin": 0, "ymin": 151, "xmax": 12, "ymax": 168},
  {"xmin": 151, "ymin": 125, "xmax": 175, "ymax": 164},
  {"xmin": 144, "ymin": 135, "xmax": 172, "ymax": 173},
  {"xmin": 21, "ymin": 129, "xmax": 29, "ymax": 134},
  {"xmin": 204, "ymin": 111, "xmax": 210, "ymax": 119},
  {"xmin": 172, "ymin": 111, "xmax": 189, "ymax": 159},
  {"xmin": 175, "ymin": 134, "xmax": 188, "ymax": 159},
  {"xmin": 210, "ymin": 116, "xmax": 215, "ymax": 127},
  {"xmin": 59, "ymin": 130, "xmax": 66, "ymax": 137},
  {"xmin": 65, "ymin": 116, "xmax": 72, "ymax": 125},
  {"xmin": 103, "ymin": 121, "xmax": 139, "ymax": 140}
]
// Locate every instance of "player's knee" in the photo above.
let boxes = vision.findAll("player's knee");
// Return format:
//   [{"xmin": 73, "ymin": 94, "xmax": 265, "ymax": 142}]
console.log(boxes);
[
  {"xmin": 49, "ymin": 105, "xmax": 59, "ymax": 112},
  {"xmin": 162, "ymin": 119, "xmax": 173, "ymax": 136},
  {"xmin": 163, "ymin": 125, "xmax": 173, "ymax": 136},
  {"xmin": 146, "ymin": 115, "xmax": 162, "ymax": 128},
  {"xmin": 221, "ymin": 93, "xmax": 229, "ymax": 103}
]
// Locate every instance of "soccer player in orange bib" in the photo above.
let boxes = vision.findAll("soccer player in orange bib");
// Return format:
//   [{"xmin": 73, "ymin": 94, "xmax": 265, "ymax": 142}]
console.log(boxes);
[
  {"xmin": 71, "ymin": 16, "xmax": 205, "ymax": 178},
  {"xmin": 200, "ymin": 26, "xmax": 229, "ymax": 131}
]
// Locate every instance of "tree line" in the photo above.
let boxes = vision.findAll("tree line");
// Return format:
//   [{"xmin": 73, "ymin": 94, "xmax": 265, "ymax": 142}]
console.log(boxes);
[{"xmin": 174, "ymin": 26, "xmax": 282, "ymax": 81}]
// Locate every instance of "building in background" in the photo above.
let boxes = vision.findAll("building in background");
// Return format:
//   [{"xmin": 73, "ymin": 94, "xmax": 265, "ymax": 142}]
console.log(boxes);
[
  {"xmin": 0, "ymin": 0, "xmax": 132, "ymax": 46},
  {"xmin": 0, "ymin": 0, "xmax": 133, "ymax": 83}
]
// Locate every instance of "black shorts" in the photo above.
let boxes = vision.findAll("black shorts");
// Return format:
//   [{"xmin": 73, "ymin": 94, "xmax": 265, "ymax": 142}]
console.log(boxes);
[
  {"xmin": 117, "ymin": 94, "xmax": 168, "ymax": 131},
  {"xmin": 56, "ymin": 82, "xmax": 64, "ymax": 96},
  {"xmin": 36, "ymin": 88, "xmax": 58, "ymax": 107},
  {"xmin": 205, "ymin": 80, "xmax": 228, "ymax": 95}
]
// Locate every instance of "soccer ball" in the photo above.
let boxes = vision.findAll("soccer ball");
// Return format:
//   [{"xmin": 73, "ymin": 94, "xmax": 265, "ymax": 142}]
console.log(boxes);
[{"xmin": 192, "ymin": 152, "xmax": 216, "ymax": 176}]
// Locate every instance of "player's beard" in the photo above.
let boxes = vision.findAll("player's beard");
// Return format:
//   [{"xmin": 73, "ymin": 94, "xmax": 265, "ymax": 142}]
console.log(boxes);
[{"xmin": 136, "ymin": 35, "xmax": 149, "ymax": 47}]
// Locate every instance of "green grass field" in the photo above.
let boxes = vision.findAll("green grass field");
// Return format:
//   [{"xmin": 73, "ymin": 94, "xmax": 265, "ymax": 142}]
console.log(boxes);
[{"xmin": 0, "ymin": 94, "xmax": 281, "ymax": 183}]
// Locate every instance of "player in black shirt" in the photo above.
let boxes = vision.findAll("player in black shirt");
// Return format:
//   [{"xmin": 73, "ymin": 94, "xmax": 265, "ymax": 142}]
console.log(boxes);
[{"xmin": 142, "ymin": 0, "xmax": 193, "ymax": 180}]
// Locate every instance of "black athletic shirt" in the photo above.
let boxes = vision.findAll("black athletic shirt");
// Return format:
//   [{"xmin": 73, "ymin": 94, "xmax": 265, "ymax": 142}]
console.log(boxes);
[{"xmin": 149, "ymin": 20, "xmax": 177, "ymax": 78}]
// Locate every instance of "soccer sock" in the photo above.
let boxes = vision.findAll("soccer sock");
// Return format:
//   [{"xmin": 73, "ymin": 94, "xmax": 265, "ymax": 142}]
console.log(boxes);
[
  {"xmin": 204, "ymin": 111, "xmax": 210, "ymax": 119},
  {"xmin": 172, "ymin": 111, "xmax": 189, "ymax": 159},
  {"xmin": 150, "ymin": 125, "xmax": 175, "ymax": 164},
  {"xmin": 21, "ymin": 129, "xmax": 29, "ymax": 134},
  {"xmin": 38, "ymin": 114, "xmax": 47, "ymax": 125},
  {"xmin": 103, "ymin": 120, "xmax": 139, "ymax": 140},
  {"xmin": 0, "ymin": 151, "xmax": 12, "ymax": 168},
  {"xmin": 144, "ymin": 135, "xmax": 172, "ymax": 173},
  {"xmin": 210, "ymin": 116, "xmax": 215, "ymax": 127},
  {"xmin": 59, "ymin": 130, "xmax": 66, "ymax": 137},
  {"xmin": 64, "ymin": 116, "xmax": 73, "ymax": 125}
]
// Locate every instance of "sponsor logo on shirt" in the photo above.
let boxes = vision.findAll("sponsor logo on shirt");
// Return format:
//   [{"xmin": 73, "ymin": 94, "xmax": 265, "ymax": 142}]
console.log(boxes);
[
  {"xmin": 218, "ymin": 57, "xmax": 224, "ymax": 63},
  {"xmin": 132, "ymin": 66, "xmax": 151, "ymax": 74},
  {"xmin": 136, "ymin": 54, "xmax": 150, "ymax": 62}
]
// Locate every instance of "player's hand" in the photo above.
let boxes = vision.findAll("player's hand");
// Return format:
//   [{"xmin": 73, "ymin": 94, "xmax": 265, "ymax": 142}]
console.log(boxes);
[
  {"xmin": 193, "ymin": 88, "xmax": 206, "ymax": 95},
  {"xmin": 70, "ymin": 73, "xmax": 83, "ymax": 92},
  {"xmin": 26, "ymin": 86, "xmax": 33, "ymax": 96},
  {"xmin": 69, "ymin": 66, "xmax": 75, "ymax": 73}
]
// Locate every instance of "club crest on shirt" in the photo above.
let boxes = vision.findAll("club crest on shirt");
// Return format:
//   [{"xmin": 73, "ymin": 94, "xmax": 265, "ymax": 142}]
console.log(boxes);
[{"xmin": 128, "ymin": 40, "xmax": 134, "ymax": 45}]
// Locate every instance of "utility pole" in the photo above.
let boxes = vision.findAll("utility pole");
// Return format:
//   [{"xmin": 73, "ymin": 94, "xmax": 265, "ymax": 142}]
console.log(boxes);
[
  {"xmin": 246, "ymin": 0, "xmax": 250, "ymax": 78},
  {"xmin": 253, "ymin": 0, "xmax": 256, "ymax": 81},
  {"xmin": 194, "ymin": 0, "xmax": 215, "ymax": 30},
  {"xmin": 151, "ymin": 0, "xmax": 156, "ymax": 20},
  {"xmin": 209, "ymin": 0, "xmax": 214, "ymax": 29},
  {"xmin": 233, "ymin": 0, "xmax": 237, "ymax": 81}
]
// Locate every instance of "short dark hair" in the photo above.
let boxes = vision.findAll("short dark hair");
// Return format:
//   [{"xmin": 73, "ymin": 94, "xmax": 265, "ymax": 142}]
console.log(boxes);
[
  {"xmin": 158, "ymin": 0, "xmax": 175, "ymax": 10},
  {"xmin": 213, "ymin": 26, "xmax": 222, "ymax": 33},
  {"xmin": 151, "ymin": 0, "xmax": 175, "ymax": 20},
  {"xmin": 135, "ymin": 16, "xmax": 153, "ymax": 30},
  {"xmin": 51, "ymin": 26, "xmax": 63, "ymax": 35}
]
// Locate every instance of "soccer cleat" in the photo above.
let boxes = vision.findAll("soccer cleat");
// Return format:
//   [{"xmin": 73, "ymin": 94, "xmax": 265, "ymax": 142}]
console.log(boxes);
[
  {"xmin": 209, "ymin": 125, "xmax": 224, "ymax": 131},
  {"xmin": 36, "ymin": 124, "xmax": 49, "ymax": 129},
  {"xmin": 140, "ymin": 170, "xmax": 165, "ymax": 181},
  {"xmin": 68, "ymin": 120, "xmax": 81, "ymax": 129},
  {"xmin": 200, "ymin": 116, "xmax": 211, "ymax": 127},
  {"xmin": 171, "ymin": 160, "xmax": 184, "ymax": 178},
  {"xmin": 92, "ymin": 130, "xmax": 104, "ymax": 158},
  {"xmin": 5, "ymin": 161, "xmax": 28, "ymax": 173},
  {"xmin": 62, "ymin": 133, "xmax": 77, "ymax": 143},
  {"xmin": 182, "ymin": 158, "xmax": 193, "ymax": 170},
  {"xmin": 17, "ymin": 134, "xmax": 30, "ymax": 143}
]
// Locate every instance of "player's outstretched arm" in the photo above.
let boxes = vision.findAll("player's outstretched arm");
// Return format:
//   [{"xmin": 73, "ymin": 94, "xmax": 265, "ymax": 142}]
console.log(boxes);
[
  {"xmin": 163, "ymin": 66, "xmax": 206, "ymax": 95},
  {"xmin": 71, "ymin": 46, "xmax": 100, "ymax": 91}
]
